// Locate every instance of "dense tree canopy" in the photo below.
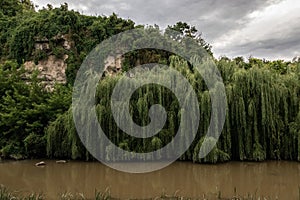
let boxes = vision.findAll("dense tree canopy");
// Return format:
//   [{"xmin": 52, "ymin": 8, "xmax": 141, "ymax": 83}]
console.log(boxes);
[
  {"xmin": 46, "ymin": 55, "xmax": 300, "ymax": 162},
  {"xmin": 165, "ymin": 22, "xmax": 212, "ymax": 55},
  {"xmin": 0, "ymin": 1, "xmax": 135, "ymax": 158}
]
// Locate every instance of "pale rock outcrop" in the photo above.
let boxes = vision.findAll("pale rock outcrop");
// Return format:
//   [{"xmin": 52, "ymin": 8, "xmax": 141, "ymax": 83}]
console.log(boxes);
[
  {"xmin": 104, "ymin": 54, "xmax": 123, "ymax": 76},
  {"xmin": 25, "ymin": 35, "xmax": 124, "ymax": 90},
  {"xmin": 24, "ymin": 55, "xmax": 68, "ymax": 90}
]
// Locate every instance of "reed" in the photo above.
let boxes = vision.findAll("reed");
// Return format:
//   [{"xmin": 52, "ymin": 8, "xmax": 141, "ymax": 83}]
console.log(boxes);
[
  {"xmin": 0, "ymin": 185, "xmax": 13, "ymax": 200},
  {"xmin": 95, "ymin": 188, "xmax": 112, "ymax": 200},
  {"xmin": 0, "ymin": 185, "xmax": 43, "ymax": 200},
  {"xmin": 0, "ymin": 185, "xmax": 296, "ymax": 200}
]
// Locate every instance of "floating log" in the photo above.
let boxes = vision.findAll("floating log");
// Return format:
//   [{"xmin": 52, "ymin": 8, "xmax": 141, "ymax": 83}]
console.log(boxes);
[
  {"xmin": 35, "ymin": 161, "xmax": 46, "ymax": 166},
  {"xmin": 56, "ymin": 160, "xmax": 67, "ymax": 164}
]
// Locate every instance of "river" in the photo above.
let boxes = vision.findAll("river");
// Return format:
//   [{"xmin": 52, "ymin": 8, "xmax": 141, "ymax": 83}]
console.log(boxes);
[{"xmin": 0, "ymin": 160, "xmax": 299, "ymax": 199}]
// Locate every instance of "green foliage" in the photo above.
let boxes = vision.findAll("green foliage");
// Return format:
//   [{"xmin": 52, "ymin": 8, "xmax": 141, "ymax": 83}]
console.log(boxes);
[
  {"xmin": 0, "ymin": 0, "xmax": 22, "ymax": 17},
  {"xmin": 0, "ymin": 143, "xmax": 18, "ymax": 158},
  {"xmin": 0, "ymin": 61, "xmax": 72, "ymax": 158},
  {"xmin": 165, "ymin": 21, "xmax": 212, "ymax": 55},
  {"xmin": 193, "ymin": 137, "xmax": 230, "ymax": 163},
  {"xmin": 52, "ymin": 46, "xmax": 66, "ymax": 59},
  {"xmin": 46, "ymin": 55, "xmax": 300, "ymax": 163},
  {"xmin": 24, "ymin": 133, "xmax": 46, "ymax": 157},
  {"xmin": 46, "ymin": 109, "xmax": 87, "ymax": 160},
  {"xmin": 0, "ymin": 3, "xmax": 135, "ymax": 85}
]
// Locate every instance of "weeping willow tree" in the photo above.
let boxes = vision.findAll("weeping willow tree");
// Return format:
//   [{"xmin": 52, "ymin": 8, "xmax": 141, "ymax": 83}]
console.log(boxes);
[
  {"xmin": 193, "ymin": 137, "xmax": 230, "ymax": 163},
  {"xmin": 46, "ymin": 108, "xmax": 89, "ymax": 160},
  {"xmin": 217, "ymin": 58, "xmax": 300, "ymax": 162},
  {"xmin": 46, "ymin": 56, "xmax": 300, "ymax": 163}
]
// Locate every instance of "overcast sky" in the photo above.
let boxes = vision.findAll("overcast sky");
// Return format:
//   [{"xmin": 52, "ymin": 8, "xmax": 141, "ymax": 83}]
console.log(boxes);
[{"xmin": 31, "ymin": 0, "xmax": 300, "ymax": 61}]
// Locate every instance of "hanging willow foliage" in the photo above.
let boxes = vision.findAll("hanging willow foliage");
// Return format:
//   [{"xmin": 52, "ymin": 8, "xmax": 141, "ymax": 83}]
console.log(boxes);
[
  {"xmin": 46, "ymin": 109, "xmax": 88, "ymax": 160},
  {"xmin": 46, "ymin": 56, "xmax": 300, "ymax": 163}
]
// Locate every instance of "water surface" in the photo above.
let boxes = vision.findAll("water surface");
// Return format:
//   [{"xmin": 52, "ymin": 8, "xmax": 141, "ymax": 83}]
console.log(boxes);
[{"xmin": 0, "ymin": 160, "xmax": 299, "ymax": 199}]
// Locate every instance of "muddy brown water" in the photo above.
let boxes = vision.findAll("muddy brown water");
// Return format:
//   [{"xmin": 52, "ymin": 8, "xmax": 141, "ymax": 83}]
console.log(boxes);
[{"xmin": 0, "ymin": 160, "xmax": 299, "ymax": 199}]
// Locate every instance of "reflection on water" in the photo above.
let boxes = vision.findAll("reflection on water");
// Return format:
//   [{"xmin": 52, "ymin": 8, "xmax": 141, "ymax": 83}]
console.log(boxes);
[{"xmin": 0, "ymin": 160, "xmax": 299, "ymax": 199}]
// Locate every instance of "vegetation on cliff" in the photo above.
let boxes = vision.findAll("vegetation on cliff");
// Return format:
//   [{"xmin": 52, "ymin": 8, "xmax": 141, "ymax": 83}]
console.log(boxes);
[{"xmin": 0, "ymin": 0, "xmax": 135, "ymax": 158}]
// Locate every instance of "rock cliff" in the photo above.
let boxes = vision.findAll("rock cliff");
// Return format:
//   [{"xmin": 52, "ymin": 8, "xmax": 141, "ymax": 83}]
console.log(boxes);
[{"xmin": 23, "ymin": 35, "xmax": 123, "ymax": 89}]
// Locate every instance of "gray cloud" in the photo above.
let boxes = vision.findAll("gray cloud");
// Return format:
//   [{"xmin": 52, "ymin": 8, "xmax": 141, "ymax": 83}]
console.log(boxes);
[
  {"xmin": 216, "ymin": 26, "xmax": 300, "ymax": 60},
  {"xmin": 32, "ymin": 0, "xmax": 299, "ymax": 60}
]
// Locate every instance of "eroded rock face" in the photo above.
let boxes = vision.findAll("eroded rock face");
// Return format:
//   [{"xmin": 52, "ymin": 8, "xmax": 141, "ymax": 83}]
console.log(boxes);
[
  {"xmin": 24, "ymin": 52, "xmax": 124, "ymax": 90},
  {"xmin": 23, "ymin": 35, "xmax": 73, "ymax": 90},
  {"xmin": 34, "ymin": 37, "xmax": 50, "ymax": 51},
  {"xmin": 24, "ymin": 55, "xmax": 68, "ymax": 90},
  {"xmin": 53, "ymin": 34, "xmax": 72, "ymax": 50},
  {"xmin": 25, "ymin": 34, "xmax": 124, "ymax": 90},
  {"xmin": 104, "ymin": 54, "xmax": 123, "ymax": 76}
]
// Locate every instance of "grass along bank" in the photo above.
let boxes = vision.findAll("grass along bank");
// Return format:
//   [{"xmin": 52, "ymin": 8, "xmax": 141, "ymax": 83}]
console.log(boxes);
[{"xmin": 1, "ymin": 185, "xmax": 299, "ymax": 200}]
